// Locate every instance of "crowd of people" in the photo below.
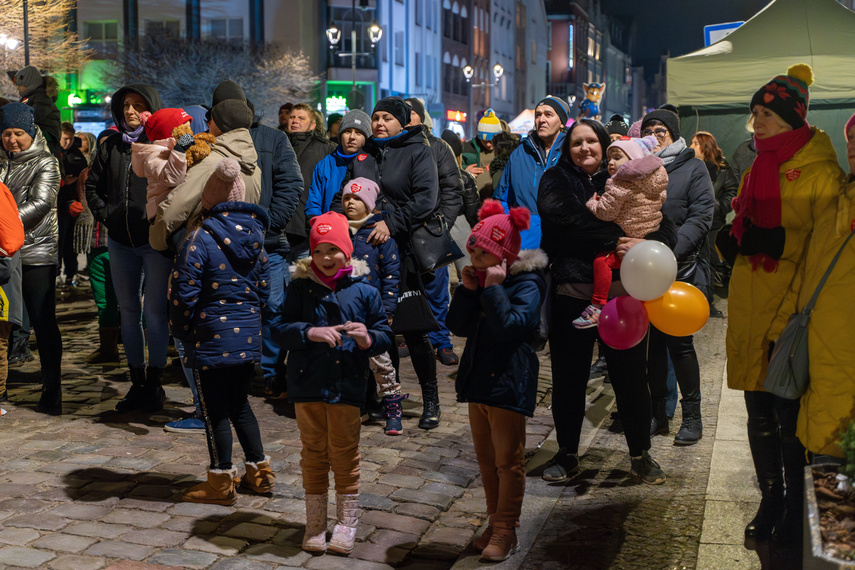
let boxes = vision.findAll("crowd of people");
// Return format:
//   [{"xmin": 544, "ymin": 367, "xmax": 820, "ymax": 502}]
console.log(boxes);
[{"xmin": 1, "ymin": 60, "xmax": 854, "ymax": 565}]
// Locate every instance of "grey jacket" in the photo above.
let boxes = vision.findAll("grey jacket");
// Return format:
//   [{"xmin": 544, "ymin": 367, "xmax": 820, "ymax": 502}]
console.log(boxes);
[{"xmin": 0, "ymin": 128, "xmax": 61, "ymax": 266}]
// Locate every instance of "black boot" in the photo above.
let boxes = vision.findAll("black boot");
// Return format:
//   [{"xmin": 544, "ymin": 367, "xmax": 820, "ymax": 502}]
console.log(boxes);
[
  {"xmin": 771, "ymin": 432, "xmax": 806, "ymax": 564},
  {"xmin": 35, "ymin": 370, "xmax": 62, "ymax": 415},
  {"xmin": 418, "ymin": 381, "xmax": 441, "ymax": 430},
  {"xmin": 115, "ymin": 367, "xmax": 148, "ymax": 413},
  {"xmin": 744, "ymin": 424, "xmax": 784, "ymax": 549},
  {"xmin": 650, "ymin": 399, "xmax": 669, "ymax": 436},
  {"xmin": 674, "ymin": 402, "xmax": 703, "ymax": 445},
  {"xmin": 139, "ymin": 367, "xmax": 166, "ymax": 413}
]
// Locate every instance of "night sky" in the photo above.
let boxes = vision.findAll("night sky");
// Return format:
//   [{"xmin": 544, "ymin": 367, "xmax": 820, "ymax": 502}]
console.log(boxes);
[{"xmin": 601, "ymin": 0, "xmax": 773, "ymax": 77}]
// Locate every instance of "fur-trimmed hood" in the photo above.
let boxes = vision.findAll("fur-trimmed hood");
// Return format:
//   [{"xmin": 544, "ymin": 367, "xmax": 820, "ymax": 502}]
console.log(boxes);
[
  {"xmin": 509, "ymin": 249, "xmax": 548, "ymax": 275},
  {"xmin": 291, "ymin": 256, "xmax": 371, "ymax": 284},
  {"xmin": 613, "ymin": 154, "xmax": 664, "ymax": 181}
]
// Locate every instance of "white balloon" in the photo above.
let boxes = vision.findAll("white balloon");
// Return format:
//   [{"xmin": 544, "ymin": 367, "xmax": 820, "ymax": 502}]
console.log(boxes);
[{"xmin": 619, "ymin": 240, "xmax": 678, "ymax": 301}]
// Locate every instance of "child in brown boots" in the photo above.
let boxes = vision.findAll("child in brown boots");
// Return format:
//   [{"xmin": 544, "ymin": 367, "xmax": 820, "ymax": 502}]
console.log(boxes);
[
  {"xmin": 275, "ymin": 211, "xmax": 394, "ymax": 554},
  {"xmin": 447, "ymin": 200, "xmax": 547, "ymax": 562},
  {"xmin": 169, "ymin": 159, "xmax": 274, "ymax": 505}
]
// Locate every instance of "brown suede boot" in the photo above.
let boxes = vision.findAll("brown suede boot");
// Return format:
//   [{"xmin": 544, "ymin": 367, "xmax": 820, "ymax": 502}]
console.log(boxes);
[
  {"xmin": 481, "ymin": 524, "xmax": 519, "ymax": 562},
  {"xmin": 472, "ymin": 525, "xmax": 494, "ymax": 551},
  {"xmin": 182, "ymin": 468, "xmax": 237, "ymax": 506},
  {"xmin": 86, "ymin": 327, "xmax": 120, "ymax": 363},
  {"xmin": 328, "ymin": 493, "xmax": 359, "ymax": 555},
  {"xmin": 302, "ymin": 493, "xmax": 328, "ymax": 552},
  {"xmin": 239, "ymin": 455, "xmax": 276, "ymax": 494}
]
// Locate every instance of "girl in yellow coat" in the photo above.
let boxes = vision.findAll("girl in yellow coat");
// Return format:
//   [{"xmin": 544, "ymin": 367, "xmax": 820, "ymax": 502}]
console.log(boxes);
[
  {"xmin": 794, "ymin": 114, "xmax": 855, "ymax": 459},
  {"xmin": 721, "ymin": 64, "xmax": 844, "ymax": 557}
]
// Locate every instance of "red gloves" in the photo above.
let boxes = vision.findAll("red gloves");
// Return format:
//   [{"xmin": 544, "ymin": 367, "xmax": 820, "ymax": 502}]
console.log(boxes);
[{"xmin": 68, "ymin": 201, "xmax": 84, "ymax": 217}]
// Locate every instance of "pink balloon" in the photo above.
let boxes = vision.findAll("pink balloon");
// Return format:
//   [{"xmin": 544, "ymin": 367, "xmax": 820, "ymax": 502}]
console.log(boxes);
[{"xmin": 599, "ymin": 295, "xmax": 650, "ymax": 350}]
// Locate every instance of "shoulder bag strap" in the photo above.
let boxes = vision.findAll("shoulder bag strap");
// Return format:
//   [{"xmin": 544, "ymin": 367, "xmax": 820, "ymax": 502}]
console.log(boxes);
[{"xmin": 802, "ymin": 230, "xmax": 855, "ymax": 315}]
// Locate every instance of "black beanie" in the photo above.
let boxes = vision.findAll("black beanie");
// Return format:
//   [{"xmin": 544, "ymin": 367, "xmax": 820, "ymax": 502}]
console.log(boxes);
[
  {"xmin": 605, "ymin": 113, "xmax": 628, "ymax": 136},
  {"xmin": 641, "ymin": 106, "xmax": 681, "ymax": 140},
  {"xmin": 372, "ymin": 96, "xmax": 412, "ymax": 129},
  {"xmin": 212, "ymin": 80, "xmax": 246, "ymax": 107},
  {"xmin": 211, "ymin": 100, "xmax": 253, "ymax": 133},
  {"xmin": 441, "ymin": 129, "xmax": 463, "ymax": 157},
  {"xmin": 536, "ymin": 95, "xmax": 570, "ymax": 125},
  {"xmin": 404, "ymin": 98, "xmax": 426, "ymax": 124}
]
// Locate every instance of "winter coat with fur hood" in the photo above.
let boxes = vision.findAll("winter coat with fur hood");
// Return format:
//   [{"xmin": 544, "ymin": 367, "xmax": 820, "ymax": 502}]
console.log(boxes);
[
  {"xmin": 586, "ymin": 155, "xmax": 667, "ymax": 239},
  {"xmin": 85, "ymin": 84, "xmax": 163, "ymax": 248},
  {"xmin": 150, "ymin": 128, "xmax": 262, "ymax": 251},
  {"xmin": 0, "ymin": 128, "xmax": 61, "ymax": 266},
  {"xmin": 169, "ymin": 201, "xmax": 269, "ymax": 369},
  {"xmin": 447, "ymin": 249, "xmax": 547, "ymax": 417},
  {"xmin": 274, "ymin": 258, "xmax": 394, "ymax": 408}
]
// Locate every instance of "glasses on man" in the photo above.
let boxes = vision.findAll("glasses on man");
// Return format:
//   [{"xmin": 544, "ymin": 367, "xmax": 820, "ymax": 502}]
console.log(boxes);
[{"xmin": 641, "ymin": 128, "xmax": 669, "ymax": 139}]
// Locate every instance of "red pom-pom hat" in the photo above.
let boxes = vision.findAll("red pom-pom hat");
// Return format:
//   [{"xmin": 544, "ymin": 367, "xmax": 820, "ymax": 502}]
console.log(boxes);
[{"xmin": 467, "ymin": 199, "xmax": 531, "ymax": 264}]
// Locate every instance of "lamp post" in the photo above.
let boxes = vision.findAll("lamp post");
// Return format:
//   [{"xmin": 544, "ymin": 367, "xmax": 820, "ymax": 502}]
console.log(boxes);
[
  {"xmin": 462, "ymin": 62, "xmax": 504, "ymax": 139},
  {"xmin": 326, "ymin": 0, "xmax": 383, "ymax": 112}
]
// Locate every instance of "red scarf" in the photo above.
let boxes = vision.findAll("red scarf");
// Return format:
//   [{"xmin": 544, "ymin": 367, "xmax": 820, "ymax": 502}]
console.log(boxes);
[
  {"xmin": 310, "ymin": 262, "xmax": 353, "ymax": 289},
  {"xmin": 730, "ymin": 123, "xmax": 811, "ymax": 271}
]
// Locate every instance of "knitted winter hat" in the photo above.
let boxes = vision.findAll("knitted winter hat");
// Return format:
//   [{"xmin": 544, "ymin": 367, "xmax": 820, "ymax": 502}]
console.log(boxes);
[
  {"xmin": 309, "ymin": 211, "xmax": 353, "ymax": 258},
  {"xmin": 846, "ymin": 112, "xmax": 855, "ymax": 142},
  {"xmin": 441, "ymin": 129, "xmax": 463, "ymax": 157},
  {"xmin": 404, "ymin": 98, "xmax": 426, "ymax": 123},
  {"xmin": 608, "ymin": 135, "xmax": 659, "ymax": 161},
  {"xmin": 536, "ymin": 95, "xmax": 571, "ymax": 125},
  {"xmin": 0, "ymin": 102, "xmax": 36, "ymax": 138},
  {"xmin": 342, "ymin": 177, "xmax": 380, "ymax": 213},
  {"xmin": 467, "ymin": 199, "xmax": 531, "ymax": 265},
  {"xmin": 373, "ymin": 96, "xmax": 412, "ymax": 129},
  {"xmin": 339, "ymin": 109, "xmax": 372, "ymax": 140},
  {"xmin": 201, "ymin": 158, "xmax": 245, "ymax": 210},
  {"xmin": 627, "ymin": 120, "xmax": 642, "ymax": 138},
  {"xmin": 140, "ymin": 108, "xmax": 192, "ymax": 142},
  {"xmin": 211, "ymin": 80, "xmax": 246, "ymax": 107},
  {"xmin": 478, "ymin": 109, "xmax": 502, "ymax": 140},
  {"xmin": 641, "ymin": 105, "xmax": 681, "ymax": 140},
  {"xmin": 13, "ymin": 66, "xmax": 42, "ymax": 98},
  {"xmin": 605, "ymin": 114, "xmax": 629, "ymax": 136},
  {"xmin": 750, "ymin": 64, "xmax": 814, "ymax": 130},
  {"xmin": 211, "ymin": 100, "xmax": 253, "ymax": 133}
]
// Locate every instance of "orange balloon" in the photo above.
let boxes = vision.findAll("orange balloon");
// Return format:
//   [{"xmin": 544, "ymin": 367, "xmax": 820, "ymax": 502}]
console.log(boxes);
[{"xmin": 643, "ymin": 281, "xmax": 710, "ymax": 337}]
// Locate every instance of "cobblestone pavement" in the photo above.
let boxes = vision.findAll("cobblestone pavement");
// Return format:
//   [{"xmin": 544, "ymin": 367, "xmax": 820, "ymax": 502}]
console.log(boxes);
[{"xmin": 0, "ymin": 286, "xmax": 726, "ymax": 569}]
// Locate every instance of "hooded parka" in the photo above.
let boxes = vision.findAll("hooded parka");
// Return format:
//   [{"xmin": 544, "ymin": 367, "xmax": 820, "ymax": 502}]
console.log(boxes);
[
  {"xmin": 0, "ymin": 128, "xmax": 61, "ymax": 266},
  {"xmin": 726, "ymin": 127, "xmax": 844, "ymax": 393}
]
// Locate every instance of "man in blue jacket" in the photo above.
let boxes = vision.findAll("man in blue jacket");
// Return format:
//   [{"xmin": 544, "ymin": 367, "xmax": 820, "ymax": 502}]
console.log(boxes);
[{"xmin": 493, "ymin": 96, "xmax": 570, "ymax": 249}]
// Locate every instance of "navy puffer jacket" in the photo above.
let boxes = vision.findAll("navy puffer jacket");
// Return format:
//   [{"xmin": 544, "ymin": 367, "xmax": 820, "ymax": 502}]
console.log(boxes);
[
  {"xmin": 275, "ymin": 258, "xmax": 394, "ymax": 408},
  {"xmin": 447, "ymin": 249, "xmax": 548, "ymax": 417},
  {"xmin": 351, "ymin": 214, "xmax": 401, "ymax": 316},
  {"xmin": 169, "ymin": 201, "xmax": 270, "ymax": 369}
]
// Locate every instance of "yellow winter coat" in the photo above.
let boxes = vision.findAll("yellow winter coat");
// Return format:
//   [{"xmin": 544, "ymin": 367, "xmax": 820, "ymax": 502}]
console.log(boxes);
[
  {"xmin": 795, "ymin": 177, "xmax": 855, "ymax": 457},
  {"xmin": 726, "ymin": 127, "xmax": 843, "ymax": 393}
]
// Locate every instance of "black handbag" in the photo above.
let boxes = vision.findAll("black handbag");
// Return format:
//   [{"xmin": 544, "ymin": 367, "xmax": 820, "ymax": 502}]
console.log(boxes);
[
  {"xmin": 391, "ymin": 257, "xmax": 440, "ymax": 335},
  {"xmin": 410, "ymin": 214, "xmax": 464, "ymax": 274}
]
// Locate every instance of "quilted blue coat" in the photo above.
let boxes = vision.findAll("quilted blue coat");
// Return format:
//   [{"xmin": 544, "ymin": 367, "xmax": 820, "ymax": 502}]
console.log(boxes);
[
  {"xmin": 350, "ymin": 214, "xmax": 401, "ymax": 316},
  {"xmin": 274, "ymin": 258, "xmax": 394, "ymax": 408},
  {"xmin": 169, "ymin": 201, "xmax": 270, "ymax": 369},
  {"xmin": 447, "ymin": 249, "xmax": 548, "ymax": 416}
]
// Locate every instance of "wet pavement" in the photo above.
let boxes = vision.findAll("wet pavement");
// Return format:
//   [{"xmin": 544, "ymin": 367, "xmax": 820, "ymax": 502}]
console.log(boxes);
[{"xmin": 0, "ymin": 286, "xmax": 755, "ymax": 569}]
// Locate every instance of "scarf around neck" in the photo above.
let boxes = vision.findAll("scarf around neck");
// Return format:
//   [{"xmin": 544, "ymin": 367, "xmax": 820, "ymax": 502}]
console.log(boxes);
[
  {"xmin": 730, "ymin": 124, "xmax": 812, "ymax": 271},
  {"xmin": 310, "ymin": 261, "xmax": 353, "ymax": 290},
  {"xmin": 122, "ymin": 123, "xmax": 145, "ymax": 144},
  {"xmin": 656, "ymin": 137, "xmax": 687, "ymax": 166}
]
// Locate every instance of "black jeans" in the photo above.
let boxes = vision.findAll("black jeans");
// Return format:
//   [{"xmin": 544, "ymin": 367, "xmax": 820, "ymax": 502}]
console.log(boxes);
[
  {"xmin": 196, "ymin": 363, "xmax": 265, "ymax": 470},
  {"xmin": 549, "ymin": 294, "xmax": 651, "ymax": 457},
  {"xmin": 647, "ymin": 327, "xmax": 701, "ymax": 406},
  {"xmin": 21, "ymin": 265, "xmax": 63, "ymax": 380},
  {"xmin": 56, "ymin": 207, "xmax": 78, "ymax": 279}
]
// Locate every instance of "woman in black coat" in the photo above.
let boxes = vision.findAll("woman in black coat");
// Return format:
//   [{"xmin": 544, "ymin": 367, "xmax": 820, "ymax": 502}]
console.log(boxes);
[
  {"xmin": 537, "ymin": 119, "xmax": 678, "ymax": 484},
  {"xmin": 342, "ymin": 97, "xmax": 444, "ymax": 430}
]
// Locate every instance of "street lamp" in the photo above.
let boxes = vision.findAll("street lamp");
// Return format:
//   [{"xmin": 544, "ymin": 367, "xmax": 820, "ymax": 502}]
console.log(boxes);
[
  {"xmin": 462, "ymin": 63, "xmax": 504, "ymax": 139},
  {"xmin": 325, "ymin": 0, "xmax": 383, "ymax": 111},
  {"xmin": 0, "ymin": 34, "xmax": 20, "ymax": 74}
]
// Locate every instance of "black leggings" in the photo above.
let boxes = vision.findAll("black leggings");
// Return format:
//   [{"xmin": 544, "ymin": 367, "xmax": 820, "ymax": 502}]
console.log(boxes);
[
  {"xmin": 549, "ymin": 294, "xmax": 651, "ymax": 457},
  {"xmin": 21, "ymin": 265, "xmax": 63, "ymax": 380},
  {"xmin": 744, "ymin": 390, "xmax": 805, "ymax": 496},
  {"xmin": 196, "ymin": 363, "xmax": 265, "ymax": 470},
  {"xmin": 647, "ymin": 327, "xmax": 701, "ymax": 406}
]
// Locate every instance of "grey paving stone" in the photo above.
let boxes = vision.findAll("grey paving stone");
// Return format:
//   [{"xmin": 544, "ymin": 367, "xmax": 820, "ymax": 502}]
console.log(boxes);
[
  {"xmin": 0, "ymin": 546, "xmax": 56, "ymax": 567},
  {"xmin": 208, "ymin": 558, "xmax": 273, "ymax": 570},
  {"xmin": 0, "ymin": 527, "xmax": 41, "ymax": 546},
  {"xmin": 359, "ymin": 493, "xmax": 396, "ymax": 512},
  {"xmin": 420, "ymin": 482, "xmax": 466, "ymax": 499},
  {"xmin": 377, "ymin": 473, "xmax": 424, "ymax": 489},
  {"xmin": 361, "ymin": 511, "xmax": 431, "ymax": 535},
  {"xmin": 369, "ymin": 528, "xmax": 420, "ymax": 549},
  {"xmin": 422, "ymin": 525, "xmax": 473, "ymax": 547},
  {"xmin": 106, "ymin": 458, "xmax": 162, "ymax": 471},
  {"xmin": 47, "ymin": 554, "xmax": 106, "ymax": 570},
  {"xmin": 221, "ymin": 522, "xmax": 278, "ymax": 542},
  {"xmin": 182, "ymin": 535, "xmax": 247, "ymax": 556},
  {"xmin": 393, "ymin": 502, "xmax": 441, "ymax": 522},
  {"xmin": 101, "ymin": 509, "xmax": 171, "ymax": 527},
  {"xmin": 389, "ymin": 488, "xmax": 455, "ymax": 511},
  {"xmin": 350, "ymin": 542, "xmax": 410, "ymax": 565},
  {"xmin": 305, "ymin": 555, "xmax": 395, "ymax": 569},
  {"xmin": 121, "ymin": 528, "xmax": 188, "ymax": 547},
  {"xmin": 83, "ymin": 540, "xmax": 155, "ymax": 560},
  {"xmin": 145, "ymin": 548, "xmax": 218, "ymax": 569},
  {"xmin": 270, "ymin": 485, "xmax": 304, "ymax": 500},
  {"xmin": 169, "ymin": 502, "xmax": 233, "ymax": 517},
  {"xmin": 45, "ymin": 504, "xmax": 111, "ymax": 521},
  {"xmin": 127, "ymin": 484, "xmax": 176, "ymax": 499},
  {"xmin": 114, "ymin": 498, "xmax": 174, "ymax": 512},
  {"xmin": 420, "ymin": 470, "xmax": 471, "ymax": 487},
  {"xmin": 30, "ymin": 533, "xmax": 98, "ymax": 553},
  {"xmin": 265, "ymin": 498, "xmax": 306, "ymax": 515},
  {"xmin": 243, "ymin": 543, "xmax": 312, "ymax": 566},
  {"xmin": 0, "ymin": 483, "xmax": 36, "ymax": 498},
  {"xmin": 0, "ymin": 472, "xmax": 52, "ymax": 485},
  {"xmin": 162, "ymin": 516, "xmax": 219, "ymax": 534},
  {"xmin": 64, "ymin": 521, "xmax": 133, "ymax": 539},
  {"xmin": 3, "ymin": 514, "xmax": 71, "ymax": 531},
  {"xmin": 0, "ymin": 498, "xmax": 51, "ymax": 513}
]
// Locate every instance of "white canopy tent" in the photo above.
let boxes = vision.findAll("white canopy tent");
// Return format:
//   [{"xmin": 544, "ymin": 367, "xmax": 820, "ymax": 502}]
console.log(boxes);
[
  {"xmin": 666, "ymin": 0, "xmax": 855, "ymax": 167},
  {"xmin": 508, "ymin": 109, "xmax": 535, "ymax": 135}
]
